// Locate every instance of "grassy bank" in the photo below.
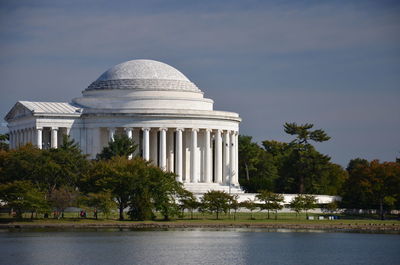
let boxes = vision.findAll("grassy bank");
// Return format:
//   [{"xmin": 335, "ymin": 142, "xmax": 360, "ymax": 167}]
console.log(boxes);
[{"xmin": 1, "ymin": 212, "xmax": 399, "ymax": 233}]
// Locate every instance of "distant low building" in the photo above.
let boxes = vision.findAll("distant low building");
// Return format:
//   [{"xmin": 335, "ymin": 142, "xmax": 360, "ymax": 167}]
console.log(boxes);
[{"xmin": 4, "ymin": 59, "xmax": 243, "ymax": 194}]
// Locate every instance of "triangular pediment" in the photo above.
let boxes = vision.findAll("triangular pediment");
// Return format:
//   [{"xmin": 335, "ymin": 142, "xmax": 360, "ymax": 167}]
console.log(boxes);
[{"xmin": 4, "ymin": 102, "xmax": 33, "ymax": 122}]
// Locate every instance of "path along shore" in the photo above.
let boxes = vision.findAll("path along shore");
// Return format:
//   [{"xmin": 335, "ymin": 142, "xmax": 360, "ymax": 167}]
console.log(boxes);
[{"xmin": 1, "ymin": 222, "xmax": 399, "ymax": 233}]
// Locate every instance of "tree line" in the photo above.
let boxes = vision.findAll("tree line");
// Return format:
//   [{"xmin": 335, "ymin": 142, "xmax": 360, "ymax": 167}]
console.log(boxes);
[
  {"xmin": 1, "ymin": 122, "xmax": 399, "ymax": 220},
  {"xmin": 238, "ymin": 123, "xmax": 400, "ymax": 219},
  {"xmin": 0, "ymin": 134, "xmax": 319, "ymax": 220}
]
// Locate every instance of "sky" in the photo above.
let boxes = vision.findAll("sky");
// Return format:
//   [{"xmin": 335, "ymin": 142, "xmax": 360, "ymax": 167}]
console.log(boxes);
[{"xmin": 0, "ymin": 0, "xmax": 399, "ymax": 166}]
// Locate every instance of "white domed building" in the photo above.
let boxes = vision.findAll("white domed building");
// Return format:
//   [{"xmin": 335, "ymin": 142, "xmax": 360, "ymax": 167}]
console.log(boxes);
[{"xmin": 5, "ymin": 59, "xmax": 243, "ymax": 194}]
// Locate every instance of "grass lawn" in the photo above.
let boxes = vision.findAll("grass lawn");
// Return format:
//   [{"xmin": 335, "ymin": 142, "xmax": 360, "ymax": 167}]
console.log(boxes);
[{"xmin": 1, "ymin": 211, "xmax": 399, "ymax": 226}]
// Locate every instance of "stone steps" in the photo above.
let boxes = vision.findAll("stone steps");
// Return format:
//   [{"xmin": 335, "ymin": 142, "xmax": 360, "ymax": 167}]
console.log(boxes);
[{"xmin": 183, "ymin": 183, "xmax": 245, "ymax": 194}]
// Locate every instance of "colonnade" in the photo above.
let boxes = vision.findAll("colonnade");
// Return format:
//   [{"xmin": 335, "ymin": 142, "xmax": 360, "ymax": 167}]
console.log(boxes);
[
  {"xmin": 9, "ymin": 127, "xmax": 64, "ymax": 150},
  {"xmin": 9, "ymin": 126, "xmax": 239, "ymax": 186},
  {"xmin": 106, "ymin": 127, "xmax": 239, "ymax": 185}
]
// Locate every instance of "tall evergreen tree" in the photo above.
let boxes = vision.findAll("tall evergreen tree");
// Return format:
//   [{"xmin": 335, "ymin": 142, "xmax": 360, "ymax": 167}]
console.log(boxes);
[
  {"xmin": 283, "ymin": 122, "xmax": 330, "ymax": 193},
  {"xmin": 97, "ymin": 134, "xmax": 137, "ymax": 160}
]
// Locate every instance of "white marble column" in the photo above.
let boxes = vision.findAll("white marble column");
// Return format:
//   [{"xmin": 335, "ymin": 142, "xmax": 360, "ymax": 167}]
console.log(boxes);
[
  {"xmin": 108, "ymin": 127, "xmax": 116, "ymax": 142},
  {"xmin": 19, "ymin": 130, "xmax": 23, "ymax": 146},
  {"xmin": 24, "ymin": 129, "xmax": 28, "ymax": 144},
  {"xmin": 21, "ymin": 129, "xmax": 26, "ymax": 145},
  {"xmin": 37, "ymin": 128, "xmax": 43, "ymax": 149},
  {"xmin": 175, "ymin": 128, "xmax": 183, "ymax": 182},
  {"xmin": 150, "ymin": 129, "xmax": 158, "ymax": 165},
  {"xmin": 92, "ymin": 128, "xmax": 101, "ymax": 156},
  {"xmin": 167, "ymin": 130, "xmax": 174, "ymax": 172},
  {"xmin": 223, "ymin": 130, "xmax": 231, "ymax": 184},
  {"xmin": 15, "ymin": 130, "xmax": 19, "ymax": 148},
  {"xmin": 125, "ymin": 128, "xmax": 133, "ymax": 139},
  {"xmin": 214, "ymin": 129, "xmax": 223, "ymax": 184},
  {"xmin": 13, "ymin": 131, "xmax": 17, "ymax": 149},
  {"xmin": 204, "ymin": 129, "xmax": 212, "ymax": 183},
  {"xmin": 125, "ymin": 128, "xmax": 133, "ymax": 159},
  {"xmin": 51, "ymin": 127, "xmax": 58, "ymax": 148},
  {"xmin": 159, "ymin": 128, "xmax": 167, "ymax": 170},
  {"xmin": 28, "ymin": 129, "xmax": 33, "ymax": 144},
  {"xmin": 29, "ymin": 128, "xmax": 33, "ymax": 144},
  {"xmin": 142, "ymin": 128, "xmax": 150, "ymax": 161},
  {"xmin": 234, "ymin": 131, "xmax": 239, "ymax": 185},
  {"xmin": 230, "ymin": 131, "xmax": 236, "ymax": 185},
  {"xmin": 190, "ymin": 128, "xmax": 199, "ymax": 183}
]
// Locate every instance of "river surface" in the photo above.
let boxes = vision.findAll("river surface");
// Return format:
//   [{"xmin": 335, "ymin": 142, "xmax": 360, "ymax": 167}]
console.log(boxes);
[{"xmin": 0, "ymin": 229, "xmax": 399, "ymax": 265}]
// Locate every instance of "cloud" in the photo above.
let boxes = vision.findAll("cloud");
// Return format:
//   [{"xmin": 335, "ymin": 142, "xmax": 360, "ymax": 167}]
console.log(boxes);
[
  {"xmin": 0, "ymin": 2, "xmax": 399, "ymax": 63},
  {"xmin": 0, "ymin": 0, "xmax": 399, "ymax": 165}
]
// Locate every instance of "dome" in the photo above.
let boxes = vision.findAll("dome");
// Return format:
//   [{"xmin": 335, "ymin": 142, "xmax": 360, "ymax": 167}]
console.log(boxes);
[
  {"xmin": 86, "ymin": 59, "xmax": 200, "ymax": 92},
  {"xmin": 97, "ymin": 60, "xmax": 190, "ymax": 81}
]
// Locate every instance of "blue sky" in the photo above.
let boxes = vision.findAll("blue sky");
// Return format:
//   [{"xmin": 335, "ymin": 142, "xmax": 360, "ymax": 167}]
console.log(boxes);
[{"xmin": 0, "ymin": 0, "xmax": 399, "ymax": 166}]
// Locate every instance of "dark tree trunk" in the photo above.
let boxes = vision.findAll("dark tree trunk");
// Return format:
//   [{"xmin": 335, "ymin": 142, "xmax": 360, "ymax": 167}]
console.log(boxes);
[
  {"xmin": 299, "ymin": 175, "xmax": 304, "ymax": 194},
  {"xmin": 16, "ymin": 210, "xmax": 22, "ymax": 219},
  {"xmin": 379, "ymin": 198, "xmax": 384, "ymax": 220},
  {"xmin": 119, "ymin": 205, "xmax": 124, "ymax": 220}
]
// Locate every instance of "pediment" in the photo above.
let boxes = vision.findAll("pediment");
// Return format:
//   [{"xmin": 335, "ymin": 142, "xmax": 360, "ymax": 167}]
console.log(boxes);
[{"xmin": 4, "ymin": 102, "xmax": 33, "ymax": 122}]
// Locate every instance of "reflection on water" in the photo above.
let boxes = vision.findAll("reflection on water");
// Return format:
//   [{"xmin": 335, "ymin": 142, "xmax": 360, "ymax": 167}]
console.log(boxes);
[{"xmin": 0, "ymin": 229, "xmax": 399, "ymax": 265}]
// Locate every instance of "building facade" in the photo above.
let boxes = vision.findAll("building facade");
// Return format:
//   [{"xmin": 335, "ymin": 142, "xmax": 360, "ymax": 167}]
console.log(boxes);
[{"xmin": 5, "ymin": 59, "xmax": 243, "ymax": 194}]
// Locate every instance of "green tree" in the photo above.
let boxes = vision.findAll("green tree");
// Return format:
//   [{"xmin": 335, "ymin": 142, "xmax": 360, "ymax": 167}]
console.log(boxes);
[
  {"xmin": 341, "ymin": 158, "xmax": 400, "ymax": 219},
  {"xmin": 201, "ymin": 191, "xmax": 232, "ymax": 220},
  {"xmin": 0, "ymin": 140, "xmax": 88, "ymax": 194},
  {"xmin": 239, "ymin": 136, "xmax": 278, "ymax": 192},
  {"xmin": 365, "ymin": 160, "xmax": 400, "ymax": 220},
  {"xmin": 0, "ymin": 133, "xmax": 9, "ymax": 151},
  {"xmin": 256, "ymin": 190, "xmax": 284, "ymax": 219},
  {"xmin": 240, "ymin": 199, "xmax": 257, "ymax": 220},
  {"xmin": 289, "ymin": 195, "xmax": 304, "ymax": 218},
  {"xmin": 128, "ymin": 187, "xmax": 154, "ymax": 221},
  {"xmin": 289, "ymin": 194, "xmax": 317, "ymax": 219},
  {"xmin": 322, "ymin": 201, "xmax": 339, "ymax": 214},
  {"xmin": 179, "ymin": 190, "xmax": 199, "ymax": 219},
  {"xmin": 97, "ymin": 134, "xmax": 137, "ymax": 160},
  {"xmin": 341, "ymin": 158, "xmax": 371, "ymax": 209},
  {"xmin": 303, "ymin": 195, "xmax": 317, "ymax": 218},
  {"xmin": 229, "ymin": 195, "xmax": 240, "ymax": 220},
  {"xmin": 150, "ymin": 168, "xmax": 182, "ymax": 220},
  {"xmin": 85, "ymin": 157, "xmax": 146, "ymax": 220},
  {"xmin": 49, "ymin": 186, "xmax": 79, "ymax": 219},
  {"xmin": 85, "ymin": 156, "xmax": 183, "ymax": 221},
  {"xmin": 80, "ymin": 191, "xmax": 116, "ymax": 219},
  {"xmin": 0, "ymin": 144, "xmax": 43, "ymax": 185},
  {"xmin": 0, "ymin": 180, "xmax": 48, "ymax": 219},
  {"xmin": 238, "ymin": 135, "xmax": 262, "ymax": 181},
  {"xmin": 45, "ymin": 136, "xmax": 89, "ymax": 192},
  {"xmin": 283, "ymin": 122, "xmax": 330, "ymax": 194}
]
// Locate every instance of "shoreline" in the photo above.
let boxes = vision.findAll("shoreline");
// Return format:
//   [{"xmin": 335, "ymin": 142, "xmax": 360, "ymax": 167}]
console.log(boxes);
[{"xmin": 1, "ymin": 222, "xmax": 399, "ymax": 233}]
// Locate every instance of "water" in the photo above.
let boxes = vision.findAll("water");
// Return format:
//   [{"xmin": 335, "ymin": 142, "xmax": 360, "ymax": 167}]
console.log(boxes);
[{"xmin": 0, "ymin": 229, "xmax": 399, "ymax": 265}]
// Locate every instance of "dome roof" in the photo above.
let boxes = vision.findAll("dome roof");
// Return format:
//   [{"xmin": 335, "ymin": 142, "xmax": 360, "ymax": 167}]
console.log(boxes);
[
  {"xmin": 86, "ymin": 59, "xmax": 200, "ymax": 92},
  {"xmin": 97, "ymin": 59, "xmax": 190, "ymax": 81}
]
